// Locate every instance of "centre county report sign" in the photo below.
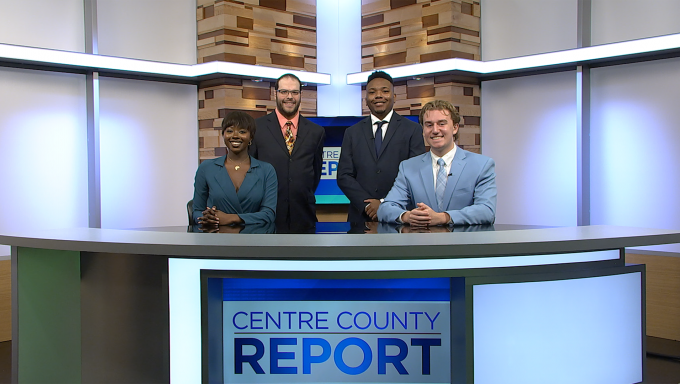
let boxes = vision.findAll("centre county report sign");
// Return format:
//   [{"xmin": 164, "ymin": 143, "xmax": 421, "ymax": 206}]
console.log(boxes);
[{"xmin": 215, "ymin": 277, "xmax": 452, "ymax": 384}]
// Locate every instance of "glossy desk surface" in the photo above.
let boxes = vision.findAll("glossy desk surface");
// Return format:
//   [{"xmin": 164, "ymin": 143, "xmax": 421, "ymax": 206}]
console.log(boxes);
[{"xmin": 2, "ymin": 224, "xmax": 680, "ymax": 259}]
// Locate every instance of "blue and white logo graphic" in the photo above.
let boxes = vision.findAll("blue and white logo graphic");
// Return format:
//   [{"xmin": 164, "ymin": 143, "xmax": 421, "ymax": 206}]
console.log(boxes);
[
  {"xmin": 321, "ymin": 147, "xmax": 341, "ymax": 180},
  {"xmin": 221, "ymin": 278, "xmax": 451, "ymax": 384}
]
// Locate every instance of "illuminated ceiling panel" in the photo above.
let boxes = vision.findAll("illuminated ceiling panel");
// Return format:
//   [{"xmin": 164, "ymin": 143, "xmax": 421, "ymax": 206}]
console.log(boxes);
[
  {"xmin": 2, "ymin": 32, "xmax": 680, "ymax": 85},
  {"xmin": 347, "ymin": 33, "xmax": 680, "ymax": 83},
  {"xmin": 0, "ymin": 43, "xmax": 331, "ymax": 85}
]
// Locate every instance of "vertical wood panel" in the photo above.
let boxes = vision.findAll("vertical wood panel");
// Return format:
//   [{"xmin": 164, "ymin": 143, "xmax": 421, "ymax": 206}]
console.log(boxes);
[
  {"xmin": 627, "ymin": 253, "xmax": 680, "ymax": 341},
  {"xmin": 0, "ymin": 260, "xmax": 9, "ymax": 342}
]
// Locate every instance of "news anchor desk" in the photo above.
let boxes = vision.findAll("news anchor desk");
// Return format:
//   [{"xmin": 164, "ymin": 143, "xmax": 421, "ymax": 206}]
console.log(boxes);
[{"xmin": 2, "ymin": 225, "xmax": 680, "ymax": 384}]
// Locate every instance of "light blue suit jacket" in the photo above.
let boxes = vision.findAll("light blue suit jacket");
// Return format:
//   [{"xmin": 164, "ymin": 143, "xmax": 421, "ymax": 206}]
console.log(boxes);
[
  {"xmin": 192, "ymin": 156, "xmax": 277, "ymax": 225},
  {"xmin": 377, "ymin": 148, "xmax": 497, "ymax": 225}
]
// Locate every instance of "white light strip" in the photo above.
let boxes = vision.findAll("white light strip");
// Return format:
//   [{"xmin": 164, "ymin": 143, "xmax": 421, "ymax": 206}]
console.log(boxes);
[
  {"xmin": 5, "ymin": 33, "xmax": 680, "ymax": 86},
  {"xmin": 0, "ymin": 43, "xmax": 331, "ymax": 84},
  {"xmin": 347, "ymin": 33, "xmax": 680, "ymax": 84},
  {"xmin": 167, "ymin": 249, "xmax": 617, "ymax": 383}
]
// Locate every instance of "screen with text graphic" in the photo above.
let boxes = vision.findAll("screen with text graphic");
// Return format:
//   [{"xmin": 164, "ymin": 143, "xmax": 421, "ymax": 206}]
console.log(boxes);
[
  {"xmin": 309, "ymin": 116, "xmax": 420, "ymax": 205},
  {"xmin": 219, "ymin": 277, "xmax": 451, "ymax": 384}
]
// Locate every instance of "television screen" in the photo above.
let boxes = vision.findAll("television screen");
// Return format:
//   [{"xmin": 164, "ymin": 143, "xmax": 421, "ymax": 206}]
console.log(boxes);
[
  {"xmin": 204, "ymin": 275, "xmax": 452, "ymax": 383},
  {"xmin": 308, "ymin": 115, "xmax": 420, "ymax": 204}
]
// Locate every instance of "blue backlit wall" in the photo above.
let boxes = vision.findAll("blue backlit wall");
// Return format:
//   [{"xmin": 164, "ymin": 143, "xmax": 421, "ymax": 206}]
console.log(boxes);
[
  {"xmin": 481, "ymin": 72, "xmax": 578, "ymax": 226},
  {"xmin": 0, "ymin": 0, "xmax": 88, "ymax": 256},
  {"xmin": 480, "ymin": 0, "xmax": 579, "ymax": 226},
  {"xmin": 96, "ymin": 0, "xmax": 197, "ymax": 229},
  {"xmin": 0, "ymin": 3, "xmax": 90, "ymax": 261},
  {"xmin": 0, "ymin": 69, "xmax": 89, "ymax": 243},
  {"xmin": 590, "ymin": 57, "xmax": 680, "ymax": 253},
  {"xmin": 99, "ymin": 78, "xmax": 197, "ymax": 229},
  {"xmin": 0, "ymin": 0, "xmax": 198, "ymax": 244},
  {"xmin": 588, "ymin": 0, "xmax": 680, "ymax": 252},
  {"xmin": 481, "ymin": 0, "xmax": 680, "ymax": 241}
]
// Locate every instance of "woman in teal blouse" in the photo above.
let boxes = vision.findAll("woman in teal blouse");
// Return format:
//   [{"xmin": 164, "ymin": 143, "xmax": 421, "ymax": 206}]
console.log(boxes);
[{"xmin": 192, "ymin": 111, "xmax": 277, "ymax": 226}]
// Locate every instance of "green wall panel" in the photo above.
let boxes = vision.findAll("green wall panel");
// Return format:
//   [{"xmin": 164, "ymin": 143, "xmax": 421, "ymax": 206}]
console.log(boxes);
[{"xmin": 17, "ymin": 247, "xmax": 81, "ymax": 384}]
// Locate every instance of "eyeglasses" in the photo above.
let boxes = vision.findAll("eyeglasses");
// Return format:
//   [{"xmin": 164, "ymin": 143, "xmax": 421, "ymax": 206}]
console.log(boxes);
[{"xmin": 277, "ymin": 89, "xmax": 301, "ymax": 97}]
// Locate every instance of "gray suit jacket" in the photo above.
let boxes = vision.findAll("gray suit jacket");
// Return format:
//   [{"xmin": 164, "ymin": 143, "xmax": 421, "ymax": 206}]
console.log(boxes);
[{"xmin": 377, "ymin": 148, "xmax": 497, "ymax": 225}]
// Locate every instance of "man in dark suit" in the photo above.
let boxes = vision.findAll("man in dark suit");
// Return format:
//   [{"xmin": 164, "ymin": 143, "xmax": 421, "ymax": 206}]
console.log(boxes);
[
  {"xmin": 250, "ymin": 73, "xmax": 325, "ymax": 232},
  {"xmin": 337, "ymin": 71, "xmax": 426, "ymax": 223}
]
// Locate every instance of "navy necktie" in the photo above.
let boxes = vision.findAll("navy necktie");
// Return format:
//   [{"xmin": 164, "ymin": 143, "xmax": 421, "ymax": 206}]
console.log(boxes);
[{"xmin": 375, "ymin": 121, "xmax": 386, "ymax": 157}]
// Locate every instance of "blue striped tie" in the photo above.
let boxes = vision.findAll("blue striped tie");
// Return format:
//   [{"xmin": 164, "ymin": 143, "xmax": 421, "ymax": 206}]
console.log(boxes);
[{"xmin": 436, "ymin": 158, "xmax": 447, "ymax": 211}]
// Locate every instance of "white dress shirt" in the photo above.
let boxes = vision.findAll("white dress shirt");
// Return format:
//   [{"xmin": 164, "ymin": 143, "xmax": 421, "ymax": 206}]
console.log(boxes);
[
  {"xmin": 370, "ymin": 109, "xmax": 394, "ymax": 140},
  {"xmin": 429, "ymin": 144, "xmax": 457, "ymax": 191}
]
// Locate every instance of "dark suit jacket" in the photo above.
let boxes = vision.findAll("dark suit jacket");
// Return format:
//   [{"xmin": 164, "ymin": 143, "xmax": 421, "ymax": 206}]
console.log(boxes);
[
  {"xmin": 251, "ymin": 112, "xmax": 325, "ymax": 230},
  {"xmin": 337, "ymin": 113, "xmax": 426, "ymax": 222}
]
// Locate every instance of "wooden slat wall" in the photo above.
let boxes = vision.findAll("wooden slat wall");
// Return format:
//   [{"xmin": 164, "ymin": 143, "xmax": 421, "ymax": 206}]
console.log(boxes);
[
  {"xmin": 361, "ymin": 0, "xmax": 480, "ymax": 71},
  {"xmin": 361, "ymin": 0, "xmax": 482, "ymax": 153},
  {"xmin": 196, "ymin": 0, "xmax": 318, "ymax": 162},
  {"xmin": 198, "ymin": 79, "xmax": 317, "ymax": 162},
  {"xmin": 197, "ymin": 0, "xmax": 317, "ymax": 71},
  {"xmin": 363, "ymin": 74, "xmax": 481, "ymax": 153},
  {"xmin": 627, "ymin": 253, "xmax": 680, "ymax": 341},
  {"xmin": 196, "ymin": 0, "xmax": 482, "ymax": 157}
]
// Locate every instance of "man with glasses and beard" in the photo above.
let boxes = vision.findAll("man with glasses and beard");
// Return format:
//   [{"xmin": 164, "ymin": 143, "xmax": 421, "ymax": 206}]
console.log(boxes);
[{"xmin": 250, "ymin": 73, "xmax": 325, "ymax": 233}]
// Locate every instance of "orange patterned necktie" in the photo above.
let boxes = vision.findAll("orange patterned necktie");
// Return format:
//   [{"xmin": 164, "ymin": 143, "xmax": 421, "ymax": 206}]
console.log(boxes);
[{"xmin": 284, "ymin": 121, "xmax": 295, "ymax": 155}]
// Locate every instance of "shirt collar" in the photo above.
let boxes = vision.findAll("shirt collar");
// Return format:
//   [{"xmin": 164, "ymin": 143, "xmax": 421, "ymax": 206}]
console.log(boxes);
[
  {"xmin": 430, "ymin": 143, "xmax": 457, "ymax": 167},
  {"xmin": 275, "ymin": 109, "xmax": 300, "ymax": 129},
  {"xmin": 370, "ymin": 109, "xmax": 394, "ymax": 126}
]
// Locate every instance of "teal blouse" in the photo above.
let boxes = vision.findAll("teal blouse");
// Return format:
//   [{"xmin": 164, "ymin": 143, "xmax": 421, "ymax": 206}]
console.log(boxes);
[{"xmin": 192, "ymin": 156, "xmax": 277, "ymax": 225}]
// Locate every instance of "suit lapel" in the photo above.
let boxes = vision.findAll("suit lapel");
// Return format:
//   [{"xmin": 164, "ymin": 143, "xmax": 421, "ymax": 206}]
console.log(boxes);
[
  {"xmin": 378, "ymin": 113, "xmax": 400, "ymax": 158},
  {"xmin": 419, "ymin": 153, "xmax": 437, "ymax": 208},
  {"xmin": 442, "ymin": 148, "xmax": 467, "ymax": 210},
  {"xmin": 265, "ymin": 113, "xmax": 288, "ymax": 155},
  {"xmin": 361, "ymin": 118, "xmax": 378, "ymax": 162},
  {"xmin": 292, "ymin": 116, "xmax": 311, "ymax": 157}
]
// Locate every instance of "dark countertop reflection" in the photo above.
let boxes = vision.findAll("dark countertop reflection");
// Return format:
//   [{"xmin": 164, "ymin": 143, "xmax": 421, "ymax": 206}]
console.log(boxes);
[
  {"xmin": 350, "ymin": 222, "xmax": 551, "ymax": 234},
  {"xmin": 134, "ymin": 222, "xmax": 551, "ymax": 235}
]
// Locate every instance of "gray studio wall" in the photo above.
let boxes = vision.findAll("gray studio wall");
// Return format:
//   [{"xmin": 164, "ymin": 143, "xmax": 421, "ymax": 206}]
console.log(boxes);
[
  {"xmin": 481, "ymin": 0, "xmax": 680, "ymax": 253},
  {"xmin": 0, "ymin": 0, "xmax": 197, "ymax": 256},
  {"xmin": 481, "ymin": 0, "xmax": 578, "ymax": 227},
  {"xmin": 590, "ymin": 0, "xmax": 680, "ymax": 252},
  {"xmin": 481, "ymin": 71, "xmax": 578, "ymax": 227},
  {"xmin": 3, "ymin": 0, "xmax": 680, "ymax": 255}
]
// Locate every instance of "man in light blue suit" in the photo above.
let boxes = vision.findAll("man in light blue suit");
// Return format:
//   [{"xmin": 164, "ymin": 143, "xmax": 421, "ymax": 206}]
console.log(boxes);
[{"xmin": 378, "ymin": 100, "xmax": 496, "ymax": 226}]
